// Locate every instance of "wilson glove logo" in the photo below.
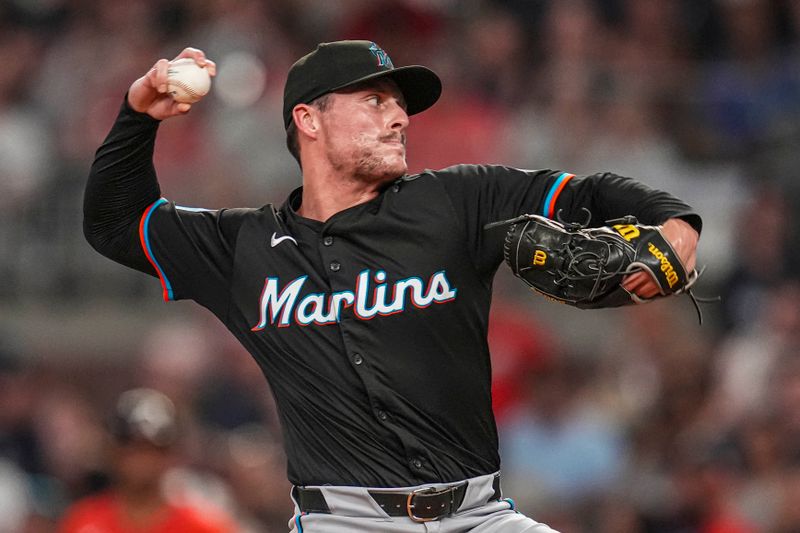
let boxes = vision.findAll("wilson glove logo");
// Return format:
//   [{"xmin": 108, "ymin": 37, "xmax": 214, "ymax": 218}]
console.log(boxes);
[
  {"xmin": 647, "ymin": 243, "xmax": 679, "ymax": 288},
  {"xmin": 251, "ymin": 269, "xmax": 457, "ymax": 330},
  {"xmin": 613, "ymin": 224, "xmax": 640, "ymax": 241}
]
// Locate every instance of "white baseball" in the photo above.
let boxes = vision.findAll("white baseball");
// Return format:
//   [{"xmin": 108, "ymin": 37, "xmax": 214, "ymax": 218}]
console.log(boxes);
[{"xmin": 166, "ymin": 58, "xmax": 211, "ymax": 104}]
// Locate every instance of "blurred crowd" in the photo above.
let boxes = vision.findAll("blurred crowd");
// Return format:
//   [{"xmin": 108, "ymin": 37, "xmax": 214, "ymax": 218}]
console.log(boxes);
[{"xmin": 2, "ymin": 0, "xmax": 800, "ymax": 531}]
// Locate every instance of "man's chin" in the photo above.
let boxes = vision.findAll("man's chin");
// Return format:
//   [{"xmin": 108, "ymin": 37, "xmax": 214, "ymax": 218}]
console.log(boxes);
[
  {"xmin": 388, "ymin": 154, "xmax": 408, "ymax": 174},
  {"xmin": 368, "ymin": 161, "xmax": 407, "ymax": 182},
  {"xmin": 351, "ymin": 152, "xmax": 408, "ymax": 182},
  {"xmin": 385, "ymin": 163, "xmax": 408, "ymax": 180}
]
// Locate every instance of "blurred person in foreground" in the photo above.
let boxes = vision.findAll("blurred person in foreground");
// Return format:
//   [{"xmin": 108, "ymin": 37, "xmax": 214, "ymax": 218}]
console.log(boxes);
[
  {"xmin": 58, "ymin": 388, "xmax": 235, "ymax": 533},
  {"xmin": 83, "ymin": 41, "xmax": 700, "ymax": 532}
]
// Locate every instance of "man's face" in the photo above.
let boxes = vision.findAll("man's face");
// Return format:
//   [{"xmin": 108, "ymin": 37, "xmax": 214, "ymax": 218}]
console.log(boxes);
[
  {"xmin": 114, "ymin": 440, "xmax": 173, "ymax": 491},
  {"xmin": 317, "ymin": 79, "xmax": 409, "ymax": 183}
]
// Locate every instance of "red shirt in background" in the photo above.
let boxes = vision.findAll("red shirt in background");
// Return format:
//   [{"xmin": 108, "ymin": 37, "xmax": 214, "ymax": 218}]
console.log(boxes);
[{"xmin": 59, "ymin": 492, "xmax": 236, "ymax": 533}]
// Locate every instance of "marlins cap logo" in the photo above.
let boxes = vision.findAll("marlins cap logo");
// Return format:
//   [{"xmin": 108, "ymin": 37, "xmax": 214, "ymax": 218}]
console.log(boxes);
[{"xmin": 368, "ymin": 42, "xmax": 393, "ymax": 68}]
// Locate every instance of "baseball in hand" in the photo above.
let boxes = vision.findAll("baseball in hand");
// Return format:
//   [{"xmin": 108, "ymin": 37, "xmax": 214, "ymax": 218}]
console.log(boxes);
[{"xmin": 167, "ymin": 58, "xmax": 211, "ymax": 103}]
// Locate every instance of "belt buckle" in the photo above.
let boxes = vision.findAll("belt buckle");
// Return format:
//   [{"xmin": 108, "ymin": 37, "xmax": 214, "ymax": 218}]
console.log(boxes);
[{"xmin": 406, "ymin": 486, "xmax": 451, "ymax": 523}]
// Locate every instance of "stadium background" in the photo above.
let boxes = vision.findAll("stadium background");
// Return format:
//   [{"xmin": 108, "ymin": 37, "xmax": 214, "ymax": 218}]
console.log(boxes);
[{"xmin": 2, "ymin": 0, "xmax": 800, "ymax": 531}]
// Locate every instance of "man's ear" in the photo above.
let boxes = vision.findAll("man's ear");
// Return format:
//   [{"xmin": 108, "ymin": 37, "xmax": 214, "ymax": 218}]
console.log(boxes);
[{"xmin": 292, "ymin": 104, "xmax": 319, "ymax": 140}]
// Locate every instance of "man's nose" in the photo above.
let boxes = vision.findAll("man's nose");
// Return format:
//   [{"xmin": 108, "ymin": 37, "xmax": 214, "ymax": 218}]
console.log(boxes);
[{"xmin": 388, "ymin": 100, "xmax": 409, "ymax": 131}]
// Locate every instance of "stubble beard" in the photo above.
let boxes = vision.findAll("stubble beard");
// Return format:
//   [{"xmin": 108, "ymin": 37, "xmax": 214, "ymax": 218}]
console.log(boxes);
[
  {"xmin": 354, "ymin": 149, "xmax": 406, "ymax": 182},
  {"xmin": 329, "ymin": 134, "xmax": 407, "ymax": 184}
]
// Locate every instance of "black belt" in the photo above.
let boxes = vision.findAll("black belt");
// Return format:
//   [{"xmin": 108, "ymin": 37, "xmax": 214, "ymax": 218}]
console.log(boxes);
[{"xmin": 294, "ymin": 474, "xmax": 501, "ymax": 523}]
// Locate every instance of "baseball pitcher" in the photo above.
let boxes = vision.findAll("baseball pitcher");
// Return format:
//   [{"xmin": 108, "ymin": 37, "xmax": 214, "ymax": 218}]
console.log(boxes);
[{"xmin": 84, "ymin": 41, "xmax": 701, "ymax": 532}]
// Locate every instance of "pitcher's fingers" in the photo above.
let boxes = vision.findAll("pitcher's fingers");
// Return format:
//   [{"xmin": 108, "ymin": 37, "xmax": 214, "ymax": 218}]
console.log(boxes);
[
  {"xmin": 170, "ymin": 48, "xmax": 215, "ymax": 75},
  {"xmin": 144, "ymin": 60, "xmax": 161, "ymax": 89},
  {"xmin": 621, "ymin": 271, "xmax": 648, "ymax": 292},
  {"xmin": 623, "ymin": 272, "xmax": 660, "ymax": 299},
  {"xmin": 635, "ymin": 283, "xmax": 660, "ymax": 299},
  {"xmin": 175, "ymin": 47, "xmax": 206, "ymax": 63},
  {"xmin": 153, "ymin": 58, "xmax": 170, "ymax": 93}
]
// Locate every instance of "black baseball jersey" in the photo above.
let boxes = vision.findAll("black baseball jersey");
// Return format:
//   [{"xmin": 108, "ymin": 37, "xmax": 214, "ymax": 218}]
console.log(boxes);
[{"xmin": 85, "ymin": 100, "xmax": 702, "ymax": 488}]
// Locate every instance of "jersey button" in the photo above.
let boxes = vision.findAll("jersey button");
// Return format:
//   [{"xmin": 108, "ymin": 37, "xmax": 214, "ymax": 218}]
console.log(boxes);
[
  {"xmin": 411, "ymin": 458, "xmax": 423, "ymax": 469},
  {"xmin": 352, "ymin": 353, "xmax": 363, "ymax": 365},
  {"xmin": 323, "ymin": 236, "xmax": 334, "ymax": 246},
  {"xmin": 377, "ymin": 410, "xmax": 388, "ymax": 421},
  {"xmin": 330, "ymin": 261, "xmax": 341, "ymax": 272}
]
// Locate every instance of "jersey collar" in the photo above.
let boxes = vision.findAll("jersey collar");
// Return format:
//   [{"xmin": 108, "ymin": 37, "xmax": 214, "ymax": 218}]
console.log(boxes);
[{"xmin": 280, "ymin": 180, "xmax": 401, "ymax": 231}]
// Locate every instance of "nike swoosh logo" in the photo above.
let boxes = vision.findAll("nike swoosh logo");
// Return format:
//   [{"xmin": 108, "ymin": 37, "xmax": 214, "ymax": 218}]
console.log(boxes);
[{"xmin": 270, "ymin": 232, "xmax": 298, "ymax": 248}]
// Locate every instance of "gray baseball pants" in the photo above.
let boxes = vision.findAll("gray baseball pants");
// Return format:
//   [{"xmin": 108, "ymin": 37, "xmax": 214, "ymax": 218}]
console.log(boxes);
[{"xmin": 287, "ymin": 472, "xmax": 559, "ymax": 532}]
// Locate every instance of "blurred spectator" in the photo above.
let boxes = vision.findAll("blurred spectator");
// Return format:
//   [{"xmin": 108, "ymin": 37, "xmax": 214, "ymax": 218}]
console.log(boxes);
[
  {"xmin": 717, "ymin": 184, "xmax": 792, "ymax": 332},
  {"xmin": 0, "ymin": 350, "xmax": 47, "ymax": 477},
  {"xmin": 339, "ymin": 0, "xmax": 443, "ymax": 68},
  {"xmin": 666, "ymin": 434, "xmax": 757, "ymax": 533},
  {"xmin": 216, "ymin": 424, "xmax": 292, "ymax": 531},
  {"xmin": 458, "ymin": 5, "xmax": 528, "ymax": 105},
  {"xmin": 58, "ymin": 388, "xmax": 236, "ymax": 532},
  {"xmin": 136, "ymin": 319, "xmax": 217, "ymax": 410},
  {"xmin": 0, "ymin": 27, "xmax": 50, "ymax": 209},
  {"xmin": 501, "ymin": 352, "xmax": 627, "ymax": 508},
  {"xmin": 488, "ymin": 302, "xmax": 555, "ymax": 425},
  {"xmin": 734, "ymin": 416, "xmax": 785, "ymax": 529},
  {"xmin": 506, "ymin": 0, "xmax": 608, "ymax": 169},
  {"xmin": 693, "ymin": 0, "xmax": 800, "ymax": 159},
  {"xmin": 712, "ymin": 280, "xmax": 800, "ymax": 427}
]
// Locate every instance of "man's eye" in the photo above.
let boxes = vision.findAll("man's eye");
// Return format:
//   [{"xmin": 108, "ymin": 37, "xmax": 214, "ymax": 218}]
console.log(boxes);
[{"xmin": 368, "ymin": 95, "xmax": 380, "ymax": 104}]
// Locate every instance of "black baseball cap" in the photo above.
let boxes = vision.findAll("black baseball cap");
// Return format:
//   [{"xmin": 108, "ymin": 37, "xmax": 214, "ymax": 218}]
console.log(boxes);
[{"xmin": 283, "ymin": 40, "xmax": 441, "ymax": 129}]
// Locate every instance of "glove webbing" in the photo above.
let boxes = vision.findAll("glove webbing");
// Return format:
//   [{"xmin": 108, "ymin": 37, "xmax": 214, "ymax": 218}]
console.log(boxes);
[{"xmin": 513, "ymin": 222, "xmax": 629, "ymax": 303}]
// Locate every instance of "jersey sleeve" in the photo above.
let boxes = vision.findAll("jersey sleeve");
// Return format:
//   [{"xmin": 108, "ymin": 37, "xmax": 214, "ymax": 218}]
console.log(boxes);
[
  {"xmin": 555, "ymin": 171, "xmax": 703, "ymax": 231},
  {"xmin": 140, "ymin": 200, "xmax": 247, "ymax": 317},
  {"xmin": 85, "ymin": 96, "xmax": 248, "ymax": 317},
  {"xmin": 84, "ymin": 97, "xmax": 163, "ymax": 277},
  {"xmin": 433, "ymin": 164, "xmax": 702, "ymax": 276}
]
